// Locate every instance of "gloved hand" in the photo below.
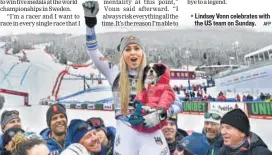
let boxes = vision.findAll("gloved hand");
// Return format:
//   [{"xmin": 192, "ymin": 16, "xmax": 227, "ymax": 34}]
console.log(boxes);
[
  {"xmin": 82, "ymin": 1, "xmax": 99, "ymax": 28},
  {"xmin": 143, "ymin": 107, "xmax": 167, "ymax": 128},
  {"xmin": 128, "ymin": 101, "xmax": 145, "ymax": 126}
]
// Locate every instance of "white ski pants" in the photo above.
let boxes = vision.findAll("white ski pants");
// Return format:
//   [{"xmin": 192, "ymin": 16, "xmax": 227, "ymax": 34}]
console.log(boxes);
[{"xmin": 113, "ymin": 120, "xmax": 170, "ymax": 155}]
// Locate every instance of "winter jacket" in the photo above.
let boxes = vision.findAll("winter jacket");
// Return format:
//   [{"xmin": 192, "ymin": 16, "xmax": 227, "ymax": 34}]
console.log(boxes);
[
  {"xmin": 40, "ymin": 128, "xmax": 71, "ymax": 155},
  {"xmin": 134, "ymin": 64, "xmax": 176, "ymax": 133},
  {"xmin": 0, "ymin": 150, "xmax": 11, "ymax": 155},
  {"xmin": 217, "ymin": 132, "xmax": 272, "ymax": 155},
  {"xmin": 169, "ymin": 129, "xmax": 186, "ymax": 155},
  {"xmin": 202, "ymin": 130, "xmax": 223, "ymax": 155},
  {"xmin": 207, "ymin": 135, "xmax": 224, "ymax": 155},
  {"xmin": 103, "ymin": 126, "xmax": 116, "ymax": 155},
  {"xmin": 134, "ymin": 64, "xmax": 175, "ymax": 110}
]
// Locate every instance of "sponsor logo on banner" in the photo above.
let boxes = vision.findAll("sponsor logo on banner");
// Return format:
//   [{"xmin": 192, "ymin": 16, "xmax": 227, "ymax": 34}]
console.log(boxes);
[
  {"xmin": 103, "ymin": 104, "xmax": 113, "ymax": 111},
  {"xmin": 65, "ymin": 104, "xmax": 70, "ymax": 109},
  {"xmin": 76, "ymin": 104, "xmax": 81, "ymax": 109},
  {"xmin": 246, "ymin": 102, "xmax": 272, "ymax": 119},
  {"xmin": 210, "ymin": 102, "xmax": 244, "ymax": 115},
  {"xmin": 182, "ymin": 102, "xmax": 208, "ymax": 115},
  {"xmin": 87, "ymin": 103, "xmax": 95, "ymax": 110}
]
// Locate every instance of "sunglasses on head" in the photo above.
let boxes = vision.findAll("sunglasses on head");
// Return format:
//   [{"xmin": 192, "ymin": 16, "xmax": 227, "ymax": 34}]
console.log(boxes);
[
  {"xmin": 204, "ymin": 112, "xmax": 221, "ymax": 120},
  {"xmin": 5, "ymin": 110, "xmax": 19, "ymax": 116},
  {"xmin": 87, "ymin": 117, "xmax": 104, "ymax": 129}
]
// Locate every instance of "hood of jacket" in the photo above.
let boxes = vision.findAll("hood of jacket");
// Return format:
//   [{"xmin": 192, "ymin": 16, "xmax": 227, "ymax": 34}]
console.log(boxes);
[{"xmin": 156, "ymin": 63, "xmax": 171, "ymax": 85}]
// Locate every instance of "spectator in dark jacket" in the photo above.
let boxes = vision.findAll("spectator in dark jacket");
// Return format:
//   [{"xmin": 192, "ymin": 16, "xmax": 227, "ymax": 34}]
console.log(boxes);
[
  {"xmin": 203, "ymin": 110, "xmax": 223, "ymax": 155},
  {"xmin": 260, "ymin": 93, "xmax": 265, "ymax": 100},
  {"xmin": 40, "ymin": 104, "xmax": 71, "ymax": 155},
  {"xmin": 162, "ymin": 115, "xmax": 188, "ymax": 155},
  {"xmin": 218, "ymin": 109, "xmax": 272, "ymax": 155}
]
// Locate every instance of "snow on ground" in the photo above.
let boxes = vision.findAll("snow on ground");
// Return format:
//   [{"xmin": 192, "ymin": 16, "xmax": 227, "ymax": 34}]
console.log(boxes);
[
  {"xmin": 0, "ymin": 103, "xmax": 271, "ymax": 149},
  {"xmin": 0, "ymin": 45, "xmax": 272, "ymax": 149}
]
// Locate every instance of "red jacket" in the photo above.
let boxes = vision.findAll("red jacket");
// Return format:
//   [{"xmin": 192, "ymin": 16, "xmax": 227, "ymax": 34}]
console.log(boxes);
[{"xmin": 133, "ymin": 64, "xmax": 175, "ymax": 133}]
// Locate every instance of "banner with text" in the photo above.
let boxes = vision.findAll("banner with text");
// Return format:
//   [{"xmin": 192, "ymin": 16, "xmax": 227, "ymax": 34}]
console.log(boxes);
[
  {"xmin": 246, "ymin": 102, "xmax": 272, "ymax": 119},
  {"xmin": 182, "ymin": 101, "xmax": 208, "ymax": 115},
  {"xmin": 209, "ymin": 102, "xmax": 245, "ymax": 115}
]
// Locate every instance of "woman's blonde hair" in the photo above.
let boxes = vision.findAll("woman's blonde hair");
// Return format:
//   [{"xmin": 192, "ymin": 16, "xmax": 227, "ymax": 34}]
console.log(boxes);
[{"xmin": 119, "ymin": 49, "xmax": 146, "ymax": 115}]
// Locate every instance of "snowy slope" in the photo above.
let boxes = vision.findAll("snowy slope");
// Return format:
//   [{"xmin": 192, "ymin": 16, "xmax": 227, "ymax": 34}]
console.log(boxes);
[{"xmin": 0, "ymin": 45, "xmax": 271, "ymax": 149}]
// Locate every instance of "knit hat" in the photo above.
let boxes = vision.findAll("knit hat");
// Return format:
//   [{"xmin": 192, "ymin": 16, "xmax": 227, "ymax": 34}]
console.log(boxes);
[
  {"xmin": 1, "ymin": 110, "xmax": 20, "ymax": 130},
  {"xmin": 69, "ymin": 119, "xmax": 96, "ymax": 143},
  {"xmin": 204, "ymin": 109, "xmax": 223, "ymax": 124},
  {"xmin": 117, "ymin": 36, "xmax": 144, "ymax": 52},
  {"xmin": 3, "ymin": 127, "xmax": 25, "ymax": 147},
  {"xmin": 168, "ymin": 115, "xmax": 178, "ymax": 129},
  {"xmin": 177, "ymin": 132, "xmax": 210, "ymax": 155},
  {"xmin": 220, "ymin": 109, "xmax": 250, "ymax": 136},
  {"xmin": 46, "ymin": 104, "xmax": 67, "ymax": 128}
]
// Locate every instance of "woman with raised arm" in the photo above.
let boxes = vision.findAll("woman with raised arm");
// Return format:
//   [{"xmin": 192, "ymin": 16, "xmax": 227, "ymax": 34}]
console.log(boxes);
[{"xmin": 82, "ymin": 1, "xmax": 182, "ymax": 155}]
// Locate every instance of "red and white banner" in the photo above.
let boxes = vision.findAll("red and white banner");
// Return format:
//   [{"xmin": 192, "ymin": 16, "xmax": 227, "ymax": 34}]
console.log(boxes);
[
  {"xmin": 0, "ymin": 88, "xmax": 29, "ymax": 106},
  {"xmin": 209, "ymin": 102, "xmax": 246, "ymax": 115}
]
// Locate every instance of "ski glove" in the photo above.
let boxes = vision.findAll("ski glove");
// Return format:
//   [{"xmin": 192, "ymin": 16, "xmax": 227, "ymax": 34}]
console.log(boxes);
[
  {"xmin": 142, "ymin": 107, "xmax": 167, "ymax": 128},
  {"xmin": 128, "ymin": 101, "xmax": 145, "ymax": 126},
  {"xmin": 82, "ymin": 1, "xmax": 99, "ymax": 28}
]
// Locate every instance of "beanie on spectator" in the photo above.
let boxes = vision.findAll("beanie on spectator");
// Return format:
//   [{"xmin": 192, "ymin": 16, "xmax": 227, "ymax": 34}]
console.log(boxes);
[
  {"xmin": 220, "ymin": 109, "xmax": 250, "ymax": 136},
  {"xmin": 46, "ymin": 104, "xmax": 67, "ymax": 128},
  {"xmin": 177, "ymin": 132, "xmax": 210, "ymax": 155},
  {"xmin": 69, "ymin": 119, "xmax": 96, "ymax": 143},
  {"xmin": 1, "ymin": 110, "xmax": 20, "ymax": 130},
  {"xmin": 168, "ymin": 115, "xmax": 178, "ymax": 129}
]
